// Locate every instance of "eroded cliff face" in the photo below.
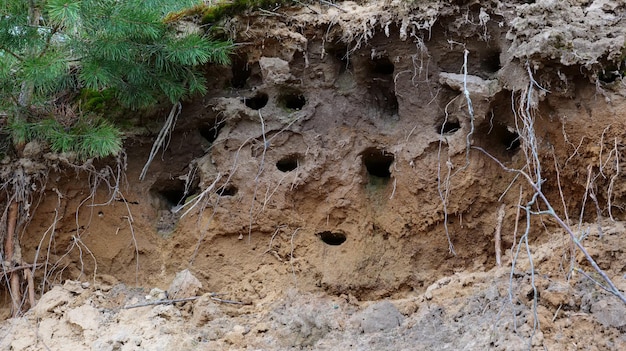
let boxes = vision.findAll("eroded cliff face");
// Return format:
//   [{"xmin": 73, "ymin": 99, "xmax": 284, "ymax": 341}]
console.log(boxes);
[{"xmin": 4, "ymin": 1, "xmax": 626, "ymax": 349}]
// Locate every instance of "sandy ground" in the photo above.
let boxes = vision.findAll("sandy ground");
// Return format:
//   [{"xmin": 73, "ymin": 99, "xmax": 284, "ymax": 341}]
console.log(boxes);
[{"xmin": 2, "ymin": 227, "xmax": 626, "ymax": 350}]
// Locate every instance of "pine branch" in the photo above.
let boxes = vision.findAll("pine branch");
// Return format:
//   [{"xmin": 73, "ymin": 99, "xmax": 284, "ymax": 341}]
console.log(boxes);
[
  {"xmin": 37, "ymin": 24, "xmax": 61, "ymax": 59},
  {"xmin": 0, "ymin": 46, "xmax": 24, "ymax": 61},
  {"xmin": 3, "ymin": 0, "xmax": 231, "ymax": 159}
]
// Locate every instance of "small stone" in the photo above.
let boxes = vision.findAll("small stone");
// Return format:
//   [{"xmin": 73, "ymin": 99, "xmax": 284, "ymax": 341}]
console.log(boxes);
[
  {"xmin": 259, "ymin": 57, "xmax": 292, "ymax": 85},
  {"xmin": 63, "ymin": 280, "xmax": 84, "ymax": 294},
  {"xmin": 33, "ymin": 286, "xmax": 72, "ymax": 317},
  {"xmin": 149, "ymin": 288, "xmax": 167, "ymax": 300},
  {"xmin": 167, "ymin": 269, "xmax": 202, "ymax": 299},
  {"xmin": 232, "ymin": 325, "xmax": 247, "ymax": 334},
  {"xmin": 355, "ymin": 301, "xmax": 404, "ymax": 333},
  {"xmin": 224, "ymin": 325, "xmax": 247, "ymax": 345},
  {"xmin": 112, "ymin": 330, "xmax": 130, "ymax": 344},
  {"xmin": 67, "ymin": 304, "xmax": 102, "ymax": 331},
  {"xmin": 253, "ymin": 322, "xmax": 269, "ymax": 333},
  {"xmin": 191, "ymin": 296, "xmax": 223, "ymax": 326},
  {"xmin": 542, "ymin": 282, "xmax": 571, "ymax": 308},
  {"xmin": 439, "ymin": 72, "xmax": 501, "ymax": 98},
  {"xmin": 348, "ymin": 294, "xmax": 359, "ymax": 305},
  {"xmin": 424, "ymin": 290, "xmax": 433, "ymax": 300},
  {"xmin": 591, "ymin": 299, "xmax": 626, "ymax": 328}
]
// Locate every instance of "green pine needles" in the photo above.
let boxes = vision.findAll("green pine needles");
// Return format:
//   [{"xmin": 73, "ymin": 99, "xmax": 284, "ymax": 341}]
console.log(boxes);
[
  {"xmin": 0, "ymin": 0, "xmax": 231, "ymax": 160},
  {"xmin": 9, "ymin": 118, "xmax": 122, "ymax": 159}
]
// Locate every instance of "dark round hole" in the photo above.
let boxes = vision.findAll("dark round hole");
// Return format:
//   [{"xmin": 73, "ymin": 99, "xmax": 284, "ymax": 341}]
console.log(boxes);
[
  {"xmin": 217, "ymin": 185, "xmax": 238, "ymax": 196},
  {"xmin": 279, "ymin": 92, "xmax": 306, "ymax": 110},
  {"xmin": 481, "ymin": 49, "xmax": 501, "ymax": 74},
  {"xmin": 361, "ymin": 147, "xmax": 394, "ymax": 178},
  {"xmin": 476, "ymin": 119, "xmax": 522, "ymax": 157},
  {"xmin": 598, "ymin": 65, "xmax": 624, "ymax": 84},
  {"xmin": 317, "ymin": 231, "xmax": 346, "ymax": 246},
  {"xmin": 503, "ymin": 130, "xmax": 521, "ymax": 151},
  {"xmin": 243, "ymin": 92, "xmax": 268, "ymax": 110},
  {"xmin": 327, "ymin": 45, "xmax": 351, "ymax": 73},
  {"xmin": 150, "ymin": 179, "xmax": 193, "ymax": 208},
  {"xmin": 199, "ymin": 122, "xmax": 224, "ymax": 143},
  {"xmin": 438, "ymin": 119, "xmax": 461, "ymax": 135},
  {"xmin": 599, "ymin": 70, "xmax": 621, "ymax": 84},
  {"xmin": 231, "ymin": 54, "xmax": 251, "ymax": 89},
  {"xmin": 276, "ymin": 154, "xmax": 301, "ymax": 172},
  {"xmin": 371, "ymin": 56, "xmax": 394, "ymax": 75}
]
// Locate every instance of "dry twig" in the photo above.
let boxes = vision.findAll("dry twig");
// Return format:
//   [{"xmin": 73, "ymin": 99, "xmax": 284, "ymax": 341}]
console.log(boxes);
[
  {"xmin": 140, "ymin": 102, "xmax": 182, "ymax": 181},
  {"xmin": 495, "ymin": 204, "xmax": 505, "ymax": 266},
  {"xmin": 123, "ymin": 294, "xmax": 251, "ymax": 309}
]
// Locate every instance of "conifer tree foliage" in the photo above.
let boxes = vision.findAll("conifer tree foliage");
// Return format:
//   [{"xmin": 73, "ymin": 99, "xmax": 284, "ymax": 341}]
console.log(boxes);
[{"xmin": 0, "ymin": 0, "xmax": 230, "ymax": 159}]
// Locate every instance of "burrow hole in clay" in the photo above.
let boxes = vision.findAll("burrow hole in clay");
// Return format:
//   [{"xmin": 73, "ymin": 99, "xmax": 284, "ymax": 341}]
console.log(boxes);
[
  {"xmin": 317, "ymin": 231, "xmax": 347, "ymax": 246},
  {"xmin": 436, "ymin": 118, "xmax": 461, "ymax": 135},
  {"xmin": 151, "ymin": 179, "xmax": 195, "ymax": 210},
  {"xmin": 217, "ymin": 184, "xmax": 238, "ymax": 197},
  {"xmin": 243, "ymin": 92, "xmax": 269, "ymax": 110},
  {"xmin": 231, "ymin": 54, "xmax": 251, "ymax": 89},
  {"xmin": 361, "ymin": 147, "xmax": 394, "ymax": 178},
  {"xmin": 481, "ymin": 48, "xmax": 502, "ymax": 75},
  {"xmin": 276, "ymin": 153, "xmax": 302, "ymax": 172},
  {"xmin": 370, "ymin": 56, "xmax": 394, "ymax": 75},
  {"xmin": 199, "ymin": 121, "xmax": 224, "ymax": 143},
  {"xmin": 501, "ymin": 127, "xmax": 521, "ymax": 151},
  {"xmin": 278, "ymin": 91, "xmax": 306, "ymax": 110}
]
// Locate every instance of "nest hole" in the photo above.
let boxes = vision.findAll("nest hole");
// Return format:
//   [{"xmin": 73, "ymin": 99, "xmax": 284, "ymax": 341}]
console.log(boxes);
[
  {"xmin": 478, "ymin": 122, "xmax": 522, "ymax": 155},
  {"xmin": 371, "ymin": 56, "xmax": 395, "ymax": 75},
  {"xmin": 598, "ymin": 63, "xmax": 626, "ymax": 84},
  {"xmin": 503, "ymin": 129, "xmax": 521, "ymax": 151},
  {"xmin": 217, "ymin": 185, "xmax": 238, "ymax": 197},
  {"xmin": 481, "ymin": 49, "xmax": 502, "ymax": 74},
  {"xmin": 317, "ymin": 231, "xmax": 347, "ymax": 246},
  {"xmin": 326, "ymin": 45, "xmax": 351, "ymax": 73},
  {"xmin": 276, "ymin": 154, "xmax": 302, "ymax": 172},
  {"xmin": 361, "ymin": 147, "xmax": 394, "ymax": 178},
  {"xmin": 437, "ymin": 119, "xmax": 461, "ymax": 135},
  {"xmin": 243, "ymin": 92, "xmax": 269, "ymax": 110},
  {"xmin": 230, "ymin": 54, "xmax": 251, "ymax": 89},
  {"xmin": 199, "ymin": 122, "xmax": 224, "ymax": 143},
  {"xmin": 279, "ymin": 92, "xmax": 306, "ymax": 110},
  {"xmin": 150, "ymin": 179, "xmax": 193, "ymax": 208}
]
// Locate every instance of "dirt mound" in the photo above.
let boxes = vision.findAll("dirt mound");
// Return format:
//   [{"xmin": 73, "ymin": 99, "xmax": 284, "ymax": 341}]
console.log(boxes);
[
  {"xmin": 3, "ymin": 0, "xmax": 626, "ymax": 349},
  {"xmin": 3, "ymin": 228, "xmax": 626, "ymax": 350}
]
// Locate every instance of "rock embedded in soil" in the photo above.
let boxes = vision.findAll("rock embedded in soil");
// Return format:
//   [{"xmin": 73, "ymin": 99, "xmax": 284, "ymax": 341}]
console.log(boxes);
[
  {"xmin": 67, "ymin": 304, "xmax": 101, "ymax": 330},
  {"xmin": 354, "ymin": 300, "xmax": 404, "ymax": 333},
  {"xmin": 167, "ymin": 269, "xmax": 203, "ymax": 299},
  {"xmin": 591, "ymin": 299, "xmax": 626, "ymax": 328},
  {"xmin": 33, "ymin": 285, "xmax": 72, "ymax": 317}
]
